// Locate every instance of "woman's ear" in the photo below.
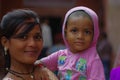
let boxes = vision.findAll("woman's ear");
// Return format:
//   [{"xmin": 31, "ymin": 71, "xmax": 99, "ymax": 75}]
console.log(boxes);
[{"xmin": 1, "ymin": 36, "xmax": 9, "ymax": 48}]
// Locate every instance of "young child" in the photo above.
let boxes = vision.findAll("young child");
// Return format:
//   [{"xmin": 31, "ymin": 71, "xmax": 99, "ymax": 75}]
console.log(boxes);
[{"xmin": 35, "ymin": 6, "xmax": 105, "ymax": 80}]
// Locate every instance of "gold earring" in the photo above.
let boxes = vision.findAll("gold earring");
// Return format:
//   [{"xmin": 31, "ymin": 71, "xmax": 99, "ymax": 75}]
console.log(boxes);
[{"xmin": 4, "ymin": 47, "xmax": 7, "ymax": 55}]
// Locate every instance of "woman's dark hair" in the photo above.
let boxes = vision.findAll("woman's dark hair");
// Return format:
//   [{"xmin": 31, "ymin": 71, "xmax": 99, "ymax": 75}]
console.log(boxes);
[
  {"xmin": 0, "ymin": 9, "xmax": 41, "ymax": 39},
  {"xmin": 0, "ymin": 9, "xmax": 41, "ymax": 75}
]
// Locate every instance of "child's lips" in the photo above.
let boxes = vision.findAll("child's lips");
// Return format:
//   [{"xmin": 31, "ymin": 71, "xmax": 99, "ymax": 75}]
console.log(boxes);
[{"xmin": 74, "ymin": 42, "xmax": 84, "ymax": 45}]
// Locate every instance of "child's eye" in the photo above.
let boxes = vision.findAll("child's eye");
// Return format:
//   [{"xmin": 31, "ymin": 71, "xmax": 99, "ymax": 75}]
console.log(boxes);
[
  {"xmin": 71, "ymin": 29, "xmax": 77, "ymax": 33},
  {"xmin": 84, "ymin": 30, "xmax": 92, "ymax": 35}
]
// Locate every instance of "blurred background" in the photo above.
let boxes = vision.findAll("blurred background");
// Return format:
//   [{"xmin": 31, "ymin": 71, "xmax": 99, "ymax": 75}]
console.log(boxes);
[{"xmin": 0, "ymin": 0, "xmax": 120, "ymax": 80}]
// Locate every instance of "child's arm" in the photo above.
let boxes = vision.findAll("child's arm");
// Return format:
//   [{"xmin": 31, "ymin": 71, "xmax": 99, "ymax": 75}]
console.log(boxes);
[
  {"xmin": 35, "ymin": 51, "xmax": 59, "ymax": 71},
  {"xmin": 34, "ymin": 66, "xmax": 58, "ymax": 80},
  {"xmin": 34, "ymin": 51, "xmax": 60, "ymax": 80}
]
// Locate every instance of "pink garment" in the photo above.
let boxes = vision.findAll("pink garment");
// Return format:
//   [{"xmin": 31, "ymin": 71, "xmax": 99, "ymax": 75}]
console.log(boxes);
[{"xmin": 41, "ymin": 6, "xmax": 105, "ymax": 80}]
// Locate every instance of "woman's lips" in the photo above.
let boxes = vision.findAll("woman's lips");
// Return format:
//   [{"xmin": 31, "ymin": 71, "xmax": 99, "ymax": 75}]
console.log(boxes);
[{"xmin": 24, "ymin": 51, "xmax": 38, "ymax": 56}]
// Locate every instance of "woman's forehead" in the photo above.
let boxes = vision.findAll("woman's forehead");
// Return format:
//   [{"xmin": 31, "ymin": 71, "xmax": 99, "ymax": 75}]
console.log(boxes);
[{"xmin": 15, "ymin": 22, "xmax": 40, "ymax": 35}]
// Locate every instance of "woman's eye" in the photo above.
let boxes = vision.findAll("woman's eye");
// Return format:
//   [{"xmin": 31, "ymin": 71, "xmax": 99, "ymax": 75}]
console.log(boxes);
[
  {"xmin": 12, "ymin": 34, "xmax": 28, "ymax": 40},
  {"xmin": 34, "ymin": 34, "xmax": 42, "ymax": 40},
  {"xmin": 18, "ymin": 35, "xmax": 28, "ymax": 39}
]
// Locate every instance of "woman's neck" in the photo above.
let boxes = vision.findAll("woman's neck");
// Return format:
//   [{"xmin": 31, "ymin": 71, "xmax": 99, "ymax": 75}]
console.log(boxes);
[
  {"xmin": 5, "ymin": 60, "xmax": 35, "ymax": 80},
  {"xmin": 10, "ymin": 59, "xmax": 34, "ymax": 74}
]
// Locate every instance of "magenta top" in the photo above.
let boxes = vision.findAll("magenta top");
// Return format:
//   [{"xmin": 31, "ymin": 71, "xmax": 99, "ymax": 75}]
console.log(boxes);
[
  {"xmin": 110, "ymin": 67, "xmax": 120, "ymax": 80},
  {"xmin": 41, "ymin": 6, "xmax": 105, "ymax": 80}
]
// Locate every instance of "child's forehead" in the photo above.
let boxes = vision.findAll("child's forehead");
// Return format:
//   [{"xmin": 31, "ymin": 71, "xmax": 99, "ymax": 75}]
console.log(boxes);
[
  {"xmin": 68, "ymin": 15, "xmax": 93, "ymax": 25},
  {"xmin": 67, "ymin": 11, "xmax": 92, "ymax": 23},
  {"xmin": 68, "ymin": 10, "xmax": 91, "ymax": 19},
  {"xmin": 68, "ymin": 15, "xmax": 91, "ymax": 21}
]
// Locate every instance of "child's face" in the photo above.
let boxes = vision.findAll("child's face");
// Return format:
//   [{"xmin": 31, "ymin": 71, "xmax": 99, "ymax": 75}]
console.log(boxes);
[{"xmin": 65, "ymin": 16, "xmax": 93, "ymax": 53}]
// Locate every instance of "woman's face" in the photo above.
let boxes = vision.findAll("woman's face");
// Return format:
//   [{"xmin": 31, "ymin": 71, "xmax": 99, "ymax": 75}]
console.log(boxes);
[
  {"xmin": 6, "ymin": 20, "xmax": 43, "ymax": 65},
  {"xmin": 66, "ymin": 16, "xmax": 93, "ymax": 53}
]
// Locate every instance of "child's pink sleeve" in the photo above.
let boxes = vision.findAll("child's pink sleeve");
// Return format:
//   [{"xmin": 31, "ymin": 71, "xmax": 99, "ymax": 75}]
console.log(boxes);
[
  {"xmin": 88, "ymin": 59, "xmax": 105, "ymax": 80},
  {"xmin": 40, "ymin": 51, "xmax": 59, "ymax": 71}
]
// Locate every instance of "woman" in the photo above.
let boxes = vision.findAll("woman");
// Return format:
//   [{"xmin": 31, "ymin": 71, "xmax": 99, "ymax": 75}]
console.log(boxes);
[{"xmin": 0, "ymin": 9, "xmax": 58, "ymax": 80}]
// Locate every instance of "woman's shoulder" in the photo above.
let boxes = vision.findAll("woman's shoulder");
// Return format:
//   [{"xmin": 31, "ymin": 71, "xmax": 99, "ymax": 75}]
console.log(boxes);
[{"xmin": 3, "ymin": 77, "xmax": 13, "ymax": 80}]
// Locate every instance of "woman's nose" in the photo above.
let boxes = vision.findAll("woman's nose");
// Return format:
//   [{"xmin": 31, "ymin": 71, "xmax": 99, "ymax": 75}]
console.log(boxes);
[{"xmin": 27, "ymin": 38, "xmax": 36, "ymax": 46}]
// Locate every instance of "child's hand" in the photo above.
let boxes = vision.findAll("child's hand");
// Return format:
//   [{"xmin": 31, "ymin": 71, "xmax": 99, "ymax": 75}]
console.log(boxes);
[
  {"xmin": 34, "ymin": 67, "xmax": 58, "ymax": 80},
  {"xmin": 45, "ymin": 68, "xmax": 58, "ymax": 80},
  {"xmin": 34, "ymin": 60, "xmax": 42, "ymax": 66},
  {"xmin": 34, "ymin": 67, "xmax": 49, "ymax": 80}
]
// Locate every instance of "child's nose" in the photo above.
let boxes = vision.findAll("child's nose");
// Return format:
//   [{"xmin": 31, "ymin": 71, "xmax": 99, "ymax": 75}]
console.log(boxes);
[{"xmin": 77, "ymin": 32, "xmax": 83, "ymax": 39}]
